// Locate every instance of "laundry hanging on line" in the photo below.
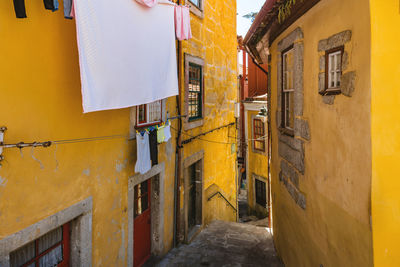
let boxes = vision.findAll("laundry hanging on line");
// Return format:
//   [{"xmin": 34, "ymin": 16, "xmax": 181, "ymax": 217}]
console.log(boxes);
[
  {"xmin": 73, "ymin": 0, "xmax": 178, "ymax": 113},
  {"xmin": 14, "ymin": 0, "xmax": 66, "ymax": 18},
  {"xmin": 156, "ymin": 120, "xmax": 172, "ymax": 144},
  {"xmin": 175, "ymin": 5, "xmax": 192, "ymax": 41},
  {"xmin": 149, "ymin": 129, "xmax": 158, "ymax": 166},
  {"xmin": 64, "ymin": 0, "xmax": 73, "ymax": 19},
  {"xmin": 135, "ymin": 132, "xmax": 152, "ymax": 175}
]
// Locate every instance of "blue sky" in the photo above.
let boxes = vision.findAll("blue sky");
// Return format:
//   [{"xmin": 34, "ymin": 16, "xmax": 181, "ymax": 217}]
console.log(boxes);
[{"xmin": 237, "ymin": 0, "xmax": 266, "ymax": 37}]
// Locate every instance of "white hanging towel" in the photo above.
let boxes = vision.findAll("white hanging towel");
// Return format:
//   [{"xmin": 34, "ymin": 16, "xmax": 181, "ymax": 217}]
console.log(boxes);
[
  {"xmin": 135, "ymin": 132, "xmax": 152, "ymax": 174},
  {"xmin": 73, "ymin": 0, "xmax": 178, "ymax": 113}
]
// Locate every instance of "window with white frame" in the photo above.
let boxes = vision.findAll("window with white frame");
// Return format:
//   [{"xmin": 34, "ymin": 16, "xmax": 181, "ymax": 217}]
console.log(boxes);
[
  {"xmin": 136, "ymin": 100, "xmax": 162, "ymax": 127},
  {"xmin": 323, "ymin": 46, "xmax": 344, "ymax": 95},
  {"xmin": 281, "ymin": 47, "xmax": 294, "ymax": 133}
]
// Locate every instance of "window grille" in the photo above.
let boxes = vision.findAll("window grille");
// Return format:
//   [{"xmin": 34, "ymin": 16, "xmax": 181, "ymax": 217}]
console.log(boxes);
[
  {"xmin": 137, "ymin": 100, "xmax": 162, "ymax": 127},
  {"xmin": 255, "ymin": 179, "xmax": 267, "ymax": 208},
  {"xmin": 188, "ymin": 63, "xmax": 202, "ymax": 121}
]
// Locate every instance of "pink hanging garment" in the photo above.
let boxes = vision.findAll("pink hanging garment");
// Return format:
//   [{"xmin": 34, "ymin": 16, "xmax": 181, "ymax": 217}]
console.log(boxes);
[
  {"xmin": 175, "ymin": 5, "xmax": 183, "ymax": 40},
  {"xmin": 135, "ymin": 0, "xmax": 158, "ymax": 8},
  {"xmin": 181, "ymin": 5, "xmax": 192, "ymax": 40},
  {"xmin": 70, "ymin": 0, "xmax": 75, "ymax": 18},
  {"xmin": 175, "ymin": 5, "xmax": 192, "ymax": 40}
]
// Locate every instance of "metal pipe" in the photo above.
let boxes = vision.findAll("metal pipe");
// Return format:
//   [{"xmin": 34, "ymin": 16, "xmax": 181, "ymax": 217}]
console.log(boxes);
[{"xmin": 173, "ymin": 0, "xmax": 183, "ymax": 247}]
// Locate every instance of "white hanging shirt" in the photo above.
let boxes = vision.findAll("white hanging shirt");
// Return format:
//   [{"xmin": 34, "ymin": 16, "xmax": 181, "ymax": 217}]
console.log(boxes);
[
  {"xmin": 164, "ymin": 125, "xmax": 172, "ymax": 142},
  {"xmin": 135, "ymin": 132, "xmax": 152, "ymax": 174},
  {"xmin": 73, "ymin": 0, "xmax": 178, "ymax": 113}
]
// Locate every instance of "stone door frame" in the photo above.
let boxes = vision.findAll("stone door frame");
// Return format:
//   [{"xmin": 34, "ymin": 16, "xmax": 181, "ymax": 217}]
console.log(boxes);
[
  {"xmin": 128, "ymin": 163, "xmax": 165, "ymax": 267},
  {"xmin": 183, "ymin": 150, "xmax": 204, "ymax": 243}
]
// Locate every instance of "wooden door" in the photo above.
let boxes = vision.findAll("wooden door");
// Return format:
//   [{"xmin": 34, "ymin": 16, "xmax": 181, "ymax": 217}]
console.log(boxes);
[{"xmin": 134, "ymin": 179, "xmax": 151, "ymax": 267}]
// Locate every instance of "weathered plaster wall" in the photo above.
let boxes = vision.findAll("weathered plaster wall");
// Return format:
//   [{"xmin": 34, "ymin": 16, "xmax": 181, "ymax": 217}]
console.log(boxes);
[
  {"xmin": 246, "ymin": 110, "xmax": 269, "ymax": 217},
  {"xmin": 266, "ymin": 0, "xmax": 373, "ymax": 266},
  {"xmin": 370, "ymin": 1, "xmax": 400, "ymax": 266},
  {"xmin": 0, "ymin": 2, "xmax": 177, "ymax": 265},
  {"xmin": 179, "ymin": 0, "xmax": 238, "ymax": 228}
]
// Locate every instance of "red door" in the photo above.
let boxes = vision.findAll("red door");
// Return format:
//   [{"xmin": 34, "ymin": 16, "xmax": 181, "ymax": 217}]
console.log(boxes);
[{"xmin": 134, "ymin": 179, "xmax": 151, "ymax": 267}]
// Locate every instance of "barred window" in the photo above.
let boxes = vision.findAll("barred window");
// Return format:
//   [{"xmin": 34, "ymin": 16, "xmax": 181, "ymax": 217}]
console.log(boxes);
[
  {"xmin": 137, "ymin": 100, "xmax": 162, "ymax": 127},
  {"xmin": 188, "ymin": 63, "xmax": 203, "ymax": 121},
  {"xmin": 253, "ymin": 118, "xmax": 266, "ymax": 152},
  {"xmin": 10, "ymin": 223, "xmax": 70, "ymax": 267},
  {"xmin": 255, "ymin": 179, "xmax": 267, "ymax": 208}
]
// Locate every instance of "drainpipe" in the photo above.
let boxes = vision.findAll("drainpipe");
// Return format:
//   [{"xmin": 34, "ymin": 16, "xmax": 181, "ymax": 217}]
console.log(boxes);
[{"xmin": 173, "ymin": 0, "xmax": 183, "ymax": 248}]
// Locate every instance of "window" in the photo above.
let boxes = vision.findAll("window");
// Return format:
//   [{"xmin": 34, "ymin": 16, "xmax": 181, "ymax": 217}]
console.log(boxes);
[
  {"xmin": 255, "ymin": 179, "xmax": 267, "ymax": 208},
  {"xmin": 9, "ymin": 223, "xmax": 70, "ymax": 267},
  {"xmin": 253, "ymin": 118, "xmax": 266, "ymax": 152},
  {"xmin": 281, "ymin": 47, "xmax": 294, "ymax": 133},
  {"xmin": 134, "ymin": 180, "xmax": 151, "ymax": 218},
  {"xmin": 189, "ymin": 0, "xmax": 201, "ymax": 9},
  {"xmin": 188, "ymin": 63, "xmax": 203, "ymax": 121},
  {"xmin": 136, "ymin": 100, "xmax": 162, "ymax": 127},
  {"xmin": 323, "ymin": 46, "xmax": 344, "ymax": 95}
]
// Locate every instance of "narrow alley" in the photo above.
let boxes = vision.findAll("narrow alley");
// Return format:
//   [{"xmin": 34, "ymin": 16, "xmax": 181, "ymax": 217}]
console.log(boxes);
[{"xmin": 156, "ymin": 221, "xmax": 283, "ymax": 267}]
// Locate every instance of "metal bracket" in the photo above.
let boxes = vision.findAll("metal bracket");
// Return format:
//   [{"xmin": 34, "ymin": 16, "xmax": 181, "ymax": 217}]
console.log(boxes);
[{"xmin": 0, "ymin": 126, "xmax": 7, "ymax": 164}]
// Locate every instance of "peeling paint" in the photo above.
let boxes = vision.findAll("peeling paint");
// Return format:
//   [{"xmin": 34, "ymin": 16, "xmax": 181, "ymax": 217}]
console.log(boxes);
[
  {"xmin": 115, "ymin": 159, "xmax": 128, "ymax": 173},
  {"xmin": 83, "ymin": 168, "xmax": 90, "ymax": 176},
  {"xmin": 0, "ymin": 176, "xmax": 7, "ymax": 187},
  {"xmin": 118, "ymin": 223, "xmax": 126, "ymax": 261}
]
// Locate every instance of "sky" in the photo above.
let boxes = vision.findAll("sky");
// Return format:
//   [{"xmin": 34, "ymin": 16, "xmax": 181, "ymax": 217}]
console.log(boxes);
[{"xmin": 237, "ymin": 0, "xmax": 266, "ymax": 37}]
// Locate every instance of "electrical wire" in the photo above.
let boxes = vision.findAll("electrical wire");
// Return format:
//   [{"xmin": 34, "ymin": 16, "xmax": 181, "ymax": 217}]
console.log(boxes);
[{"xmin": 170, "ymin": 125, "xmax": 235, "ymax": 145}]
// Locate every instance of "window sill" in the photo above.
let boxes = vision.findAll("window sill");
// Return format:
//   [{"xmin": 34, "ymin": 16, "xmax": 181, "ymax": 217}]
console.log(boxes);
[
  {"xmin": 188, "ymin": 1, "xmax": 204, "ymax": 19},
  {"xmin": 319, "ymin": 88, "xmax": 341, "ymax": 96},
  {"xmin": 184, "ymin": 118, "xmax": 204, "ymax": 130},
  {"xmin": 279, "ymin": 127, "xmax": 294, "ymax": 137},
  {"xmin": 135, "ymin": 121, "xmax": 163, "ymax": 130},
  {"xmin": 252, "ymin": 147, "xmax": 267, "ymax": 156}
]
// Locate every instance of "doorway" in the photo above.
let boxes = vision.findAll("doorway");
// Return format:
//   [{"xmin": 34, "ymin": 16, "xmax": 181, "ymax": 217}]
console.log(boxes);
[
  {"xmin": 183, "ymin": 151, "xmax": 204, "ymax": 242},
  {"xmin": 134, "ymin": 179, "xmax": 151, "ymax": 267},
  {"xmin": 188, "ymin": 162, "xmax": 201, "ymax": 232},
  {"xmin": 128, "ymin": 163, "xmax": 165, "ymax": 267}
]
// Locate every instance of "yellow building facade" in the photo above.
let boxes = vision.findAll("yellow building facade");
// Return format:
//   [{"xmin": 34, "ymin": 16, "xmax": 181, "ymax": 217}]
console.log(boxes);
[
  {"xmin": 244, "ymin": 0, "xmax": 387, "ymax": 266},
  {"xmin": 243, "ymin": 100, "xmax": 269, "ymax": 219},
  {"xmin": 177, "ymin": 0, "xmax": 238, "ymax": 242},
  {"xmin": 0, "ymin": 0, "xmax": 237, "ymax": 266},
  {"xmin": 370, "ymin": 1, "xmax": 400, "ymax": 266}
]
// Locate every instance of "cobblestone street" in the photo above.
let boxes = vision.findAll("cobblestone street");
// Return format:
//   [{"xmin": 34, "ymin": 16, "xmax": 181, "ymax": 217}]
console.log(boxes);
[{"xmin": 156, "ymin": 221, "xmax": 284, "ymax": 267}]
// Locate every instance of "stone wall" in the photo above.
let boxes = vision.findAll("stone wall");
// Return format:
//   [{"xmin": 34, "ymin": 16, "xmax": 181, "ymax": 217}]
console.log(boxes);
[{"xmin": 275, "ymin": 27, "xmax": 309, "ymax": 210}]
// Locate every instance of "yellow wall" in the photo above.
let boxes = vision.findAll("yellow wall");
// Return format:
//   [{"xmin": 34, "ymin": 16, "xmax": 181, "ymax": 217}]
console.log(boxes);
[
  {"xmin": 0, "ymin": 1, "xmax": 178, "ymax": 265},
  {"xmin": 370, "ymin": 1, "xmax": 400, "ymax": 266},
  {"xmin": 246, "ymin": 109, "xmax": 269, "ymax": 216},
  {"xmin": 0, "ymin": 0, "xmax": 238, "ymax": 265},
  {"xmin": 180, "ymin": 0, "xmax": 238, "ymax": 225},
  {"xmin": 267, "ymin": 0, "xmax": 373, "ymax": 266}
]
